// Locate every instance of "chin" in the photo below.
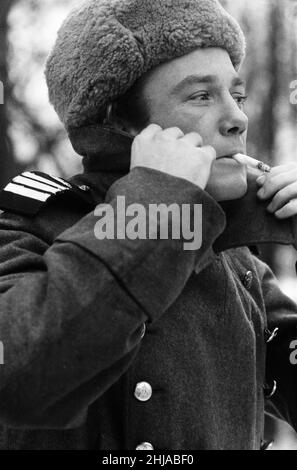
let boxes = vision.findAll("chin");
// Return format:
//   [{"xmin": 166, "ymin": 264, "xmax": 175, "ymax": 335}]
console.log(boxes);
[{"xmin": 205, "ymin": 158, "xmax": 248, "ymax": 201}]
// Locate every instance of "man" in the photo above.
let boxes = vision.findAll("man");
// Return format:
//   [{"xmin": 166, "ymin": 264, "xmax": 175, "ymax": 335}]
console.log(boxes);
[{"xmin": 0, "ymin": 0, "xmax": 296, "ymax": 450}]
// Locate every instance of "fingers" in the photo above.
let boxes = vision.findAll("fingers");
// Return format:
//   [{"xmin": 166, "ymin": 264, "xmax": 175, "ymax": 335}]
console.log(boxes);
[
  {"xmin": 201, "ymin": 145, "xmax": 217, "ymax": 161},
  {"xmin": 140, "ymin": 124, "xmax": 203, "ymax": 146},
  {"xmin": 274, "ymin": 199, "xmax": 297, "ymax": 219},
  {"xmin": 257, "ymin": 163, "xmax": 297, "ymax": 187},
  {"xmin": 181, "ymin": 132, "xmax": 203, "ymax": 147},
  {"xmin": 139, "ymin": 123, "xmax": 163, "ymax": 138},
  {"xmin": 141, "ymin": 125, "xmax": 185, "ymax": 139},
  {"xmin": 269, "ymin": 162, "xmax": 297, "ymax": 177},
  {"xmin": 162, "ymin": 127, "xmax": 185, "ymax": 139},
  {"xmin": 255, "ymin": 163, "xmax": 297, "ymax": 219},
  {"xmin": 131, "ymin": 123, "xmax": 216, "ymax": 190},
  {"xmin": 266, "ymin": 181, "xmax": 297, "ymax": 213},
  {"xmin": 233, "ymin": 154, "xmax": 271, "ymax": 180},
  {"xmin": 156, "ymin": 127, "xmax": 203, "ymax": 146},
  {"xmin": 230, "ymin": 157, "xmax": 297, "ymax": 218},
  {"xmin": 257, "ymin": 167, "xmax": 297, "ymax": 200}
]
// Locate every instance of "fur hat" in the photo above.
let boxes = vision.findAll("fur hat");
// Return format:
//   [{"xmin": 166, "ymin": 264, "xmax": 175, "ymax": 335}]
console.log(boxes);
[{"xmin": 45, "ymin": 0, "xmax": 246, "ymax": 130}]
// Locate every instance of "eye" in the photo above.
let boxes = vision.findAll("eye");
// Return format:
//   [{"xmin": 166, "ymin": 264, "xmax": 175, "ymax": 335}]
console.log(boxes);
[
  {"xmin": 188, "ymin": 92, "xmax": 212, "ymax": 103},
  {"xmin": 233, "ymin": 94, "xmax": 248, "ymax": 108}
]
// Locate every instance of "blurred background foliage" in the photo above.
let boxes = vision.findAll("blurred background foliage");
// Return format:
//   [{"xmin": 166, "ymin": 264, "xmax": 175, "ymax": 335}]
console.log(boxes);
[{"xmin": 0, "ymin": 0, "xmax": 297, "ymax": 450}]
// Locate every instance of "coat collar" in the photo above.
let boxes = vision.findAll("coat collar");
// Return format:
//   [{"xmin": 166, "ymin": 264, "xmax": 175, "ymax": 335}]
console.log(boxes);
[
  {"xmin": 69, "ymin": 124, "xmax": 132, "ymax": 203},
  {"xmin": 68, "ymin": 124, "xmax": 133, "ymax": 173},
  {"xmin": 69, "ymin": 124, "xmax": 297, "ymax": 253},
  {"xmin": 214, "ymin": 177, "xmax": 297, "ymax": 253}
]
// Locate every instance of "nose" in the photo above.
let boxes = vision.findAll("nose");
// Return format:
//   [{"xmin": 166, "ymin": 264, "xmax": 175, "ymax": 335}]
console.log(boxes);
[{"xmin": 219, "ymin": 98, "xmax": 248, "ymax": 137}]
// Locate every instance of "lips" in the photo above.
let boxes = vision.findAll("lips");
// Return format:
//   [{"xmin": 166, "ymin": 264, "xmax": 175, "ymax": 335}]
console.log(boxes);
[{"xmin": 217, "ymin": 151, "xmax": 245, "ymax": 160}]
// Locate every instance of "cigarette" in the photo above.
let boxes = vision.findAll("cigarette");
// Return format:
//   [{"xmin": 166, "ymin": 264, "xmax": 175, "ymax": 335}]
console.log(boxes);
[{"xmin": 232, "ymin": 153, "xmax": 271, "ymax": 172}]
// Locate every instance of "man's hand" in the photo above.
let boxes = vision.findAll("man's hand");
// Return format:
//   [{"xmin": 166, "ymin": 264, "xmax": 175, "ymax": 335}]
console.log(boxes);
[
  {"xmin": 256, "ymin": 163, "xmax": 297, "ymax": 219},
  {"xmin": 130, "ymin": 124, "xmax": 216, "ymax": 190}
]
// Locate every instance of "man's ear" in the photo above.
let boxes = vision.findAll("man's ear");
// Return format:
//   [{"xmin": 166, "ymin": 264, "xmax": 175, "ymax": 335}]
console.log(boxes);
[{"xmin": 104, "ymin": 103, "xmax": 140, "ymax": 137}]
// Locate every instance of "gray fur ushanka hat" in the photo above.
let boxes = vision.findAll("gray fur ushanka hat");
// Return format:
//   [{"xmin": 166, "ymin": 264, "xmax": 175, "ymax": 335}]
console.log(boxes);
[{"xmin": 45, "ymin": 0, "xmax": 246, "ymax": 131}]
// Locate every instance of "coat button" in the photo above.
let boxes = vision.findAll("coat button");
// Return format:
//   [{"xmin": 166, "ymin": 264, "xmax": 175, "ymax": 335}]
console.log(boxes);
[
  {"xmin": 134, "ymin": 382, "xmax": 152, "ymax": 402},
  {"xmin": 264, "ymin": 327, "xmax": 279, "ymax": 343},
  {"xmin": 136, "ymin": 442, "xmax": 154, "ymax": 450},
  {"xmin": 263, "ymin": 380, "xmax": 277, "ymax": 398},
  {"xmin": 140, "ymin": 323, "xmax": 146, "ymax": 339},
  {"xmin": 243, "ymin": 270, "xmax": 253, "ymax": 289},
  {"xmin": 79, "ymin": 185, "xmax": 90, "ymax": 192},
  {"xmin": 261, "ymin": 439, "xmax": 274, "ymax": 450}
]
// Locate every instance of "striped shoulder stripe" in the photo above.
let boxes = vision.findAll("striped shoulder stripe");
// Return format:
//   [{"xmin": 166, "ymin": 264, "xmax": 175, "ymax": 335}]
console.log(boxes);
[
  {"xmin": 0, "ymin": 171, "xmax": 95, "ymax": 216},
  {"xmin": 22, "ymin": 172, "xmax": 69, "ymax": 191},
  {"xmin": 31, "ymin": 172, "xmax": 72, "ymax": 189},
  {"xmin": 51, "ymin": 175, "xmax": 72, "ymax": 189},
  {"xmin": 13, "ymin": 175, "xmax": 63, "ymax": 195},
  {"xmin": 0, "ymin": 190, "xmax": 45, "ymax": 216},
  {"xmin": 4, "ymin": 183, "xmax": 51, "ymax": 202}
]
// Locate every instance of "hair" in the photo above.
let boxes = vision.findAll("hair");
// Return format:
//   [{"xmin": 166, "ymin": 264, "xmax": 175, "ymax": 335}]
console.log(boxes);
[{"xmin": 112, "ymin": 75, "xmax": 151, "ymax": 131}]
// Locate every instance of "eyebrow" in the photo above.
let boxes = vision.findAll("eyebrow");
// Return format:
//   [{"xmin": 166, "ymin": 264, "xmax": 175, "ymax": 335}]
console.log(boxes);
[{"xmin": 170, "ymin": 74, "xmax": 246, "ymax": 95}]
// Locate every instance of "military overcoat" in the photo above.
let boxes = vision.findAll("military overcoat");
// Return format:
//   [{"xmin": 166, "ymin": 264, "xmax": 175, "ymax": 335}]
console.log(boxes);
[{"xmin": 0, "ymin": 126, "xmax": 296, "ymax": 450}]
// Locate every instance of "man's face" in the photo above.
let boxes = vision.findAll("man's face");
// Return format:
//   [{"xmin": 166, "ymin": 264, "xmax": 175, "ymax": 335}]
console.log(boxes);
[{"xmin": 137, "ymin": 47, "xmax": 249, "ymax": 201}]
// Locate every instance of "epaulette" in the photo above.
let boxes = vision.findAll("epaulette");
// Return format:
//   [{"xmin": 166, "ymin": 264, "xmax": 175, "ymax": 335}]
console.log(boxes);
[{"xmin": 0, "ymin": 171, "xmax": 94, "ymax": 217}]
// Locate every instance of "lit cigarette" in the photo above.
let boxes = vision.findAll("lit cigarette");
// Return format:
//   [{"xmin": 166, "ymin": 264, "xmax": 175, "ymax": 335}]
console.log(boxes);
[{"xmin": 232, "ymin": 153, "xmax": 271, "ymax": 172}]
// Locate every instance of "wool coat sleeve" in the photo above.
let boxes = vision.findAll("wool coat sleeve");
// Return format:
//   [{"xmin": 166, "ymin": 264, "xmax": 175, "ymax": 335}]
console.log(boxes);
[
  {"xmin": 255, "ymin": 255, "xmax": 297, "ymax": 432},
  {"xmin": 0, "ymin": 167, "xmax": 226, "ymax": 429}
]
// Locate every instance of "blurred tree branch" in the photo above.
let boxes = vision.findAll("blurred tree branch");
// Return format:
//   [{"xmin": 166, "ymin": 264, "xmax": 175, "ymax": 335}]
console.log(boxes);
[
  {"xmin": 0, "ymin": 0, "xmax": 24, "ymax": 189},
  {"xmin": 10, "ymin": 95, "xmax": 66, "ymax": 175}
]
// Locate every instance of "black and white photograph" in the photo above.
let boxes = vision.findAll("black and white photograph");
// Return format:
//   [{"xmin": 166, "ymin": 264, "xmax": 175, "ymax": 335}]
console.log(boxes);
[{"xmin": 0, "ymin": 0, "xmax": 297, "ymax": 457}]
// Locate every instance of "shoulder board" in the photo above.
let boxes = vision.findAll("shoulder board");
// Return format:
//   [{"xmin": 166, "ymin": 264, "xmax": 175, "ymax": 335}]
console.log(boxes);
[{"xmin": 0, "ymin": 171, "xmax": 94, "ymax": 217}]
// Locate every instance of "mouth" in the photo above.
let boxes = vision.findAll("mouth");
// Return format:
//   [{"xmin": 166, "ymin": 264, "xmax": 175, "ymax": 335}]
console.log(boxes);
[{"xmin": 217, "ymin": 151, "xmax": 245, "ymax": 160}]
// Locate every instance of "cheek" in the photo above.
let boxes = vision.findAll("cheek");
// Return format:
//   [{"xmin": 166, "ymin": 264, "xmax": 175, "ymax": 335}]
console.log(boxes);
[{"xmin": 149, "ymin": 105, "xmax": 215, "ymax": 138}]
